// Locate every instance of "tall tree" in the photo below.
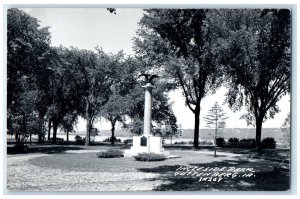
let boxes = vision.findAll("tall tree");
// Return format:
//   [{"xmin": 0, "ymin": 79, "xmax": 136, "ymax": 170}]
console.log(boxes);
[
  {"xmin": 61, "ymin": 112, "xmax": 78, "ymax": 142},
  {"xmin": 102, "ymin": 94, "xmax": 129, "ymax": 145},
  {"xmin": 217, "ymin": 9, "xmax": 291, "ymax": 147},
  {"xmin": 125, "ymin": 78, "xmax": 180, "ymax": 138},
  {"xmin": 44, "ymin": 47, "xmax": 83, "ymax": 144},
  {"xmin": 281, "ymin": 113, "xmax": 290, "ymax": 148},
  {"xmin": 7, "ymin": 8, "xmax": 51, "ymax": 108},
  {"xmin": 204, "ymin": 102, "xmax": 228, "ymax": 135},
  {"xmin": 101, "ymin": 56, "xmax": 138, "ymax": 145},
  {"xmin": 74, "ymin": 48, "xmax": 117, "ymax": 146},
  {"xmin": 134, "ymin": 9, "xmax": 223, "ymax": 148},
  {"xmin": 100, "ymin": 55, "xmax": 181, "ymax": 142},
  {"xmin": 204, "ymin": 102, "xmax": 228, "ymax": 156},
  {"xmin": 7, "ymin": 8, "xmax": 51, "ymax": 145}
]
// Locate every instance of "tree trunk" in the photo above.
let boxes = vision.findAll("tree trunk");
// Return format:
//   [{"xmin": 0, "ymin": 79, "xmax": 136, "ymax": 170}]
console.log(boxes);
[
  {"xmin": 38, "ymin": 117, "xmax": 44, "ymax": 143},
  {"xmin": 85, "ymin": 102, "xmax": 90, "ymax": 147},
  {"xmin": 111, "ymin": 120, "xmax": 116, "ymax": 145},
  {"xmin": 89, "ymin": 130, "xmax": 91, "ymax": 145},
  {"xmin": 38, "ymin": 133, "xmax": 42, "ymax": 143},
  {"xmin": 255, "ymin": 117, "xmax": 263, "ymax": 148},
  {"xmin": 85, "ymin": 118, "xmax": 90, "ymax": 146},
  {"xmin": 29, "ymin": 133, "xmax": 32, "ymax": 145},
  {"xmin": 52, "ymin": 121, "xmax": 58, "ymax": 144},
  {"xmin": 15, "ymin": 133, "xmax": 19, "ymax": 143},
  {"xmin": 214, "ymin": 127, "xmax": 217, "ymax": 157},
  {"xmin": 85, "ymin": 121, "xmax": 90, "ymax": 147},
  {"xmin": 67, "ymin": 131, "xmax": 69, "ymax": 142},
  {"xmin": 193, "ymin": 105, "xmax": 200, "ymax": 149},
  {"xmin": 23, "ymin": 114, "xmax": 27, "ymax": 145},
  {"xmin": 48, "ymin": 119, "xmax": 51, "ymax": 140}
]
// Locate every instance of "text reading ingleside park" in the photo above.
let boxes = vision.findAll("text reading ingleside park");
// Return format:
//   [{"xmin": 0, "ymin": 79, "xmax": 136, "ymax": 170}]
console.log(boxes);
[{"xmin": 175, "ymin": 166, "xmax": 256, "ymax": 182}]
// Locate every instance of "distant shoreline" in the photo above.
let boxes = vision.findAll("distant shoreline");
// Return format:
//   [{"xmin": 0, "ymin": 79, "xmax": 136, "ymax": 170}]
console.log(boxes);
[
  {"xmin": 7, "ymin": 127, "xmax": 285, "ymax": 146},
  {"xmin": 65, "ymin": 128, "xmax": 284, "ymax": 141}
]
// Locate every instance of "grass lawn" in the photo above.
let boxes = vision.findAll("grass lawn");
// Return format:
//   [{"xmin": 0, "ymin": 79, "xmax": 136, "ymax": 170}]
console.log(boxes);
[{"xmin": 6, "ymin": 144, "xmax": 290, "ymax": 192}]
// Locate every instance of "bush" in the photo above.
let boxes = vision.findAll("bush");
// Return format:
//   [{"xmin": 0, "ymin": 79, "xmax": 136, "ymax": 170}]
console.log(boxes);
[
  {"xmin": 228, "ymin": 137, "xmax": 239, "ymax": 145},
  {"xmin": 134, "ymin": 153, "xmax": 166, "ymax": 161},
  {"xmin": 50, "ymin": 137, "xmax": 64, "ymax": 142},
  {"xmin": 260, "ymin": 137, "xmax": 276, "ymax": 149},
  {"xmin": 103, "ymin": 137, "xmax": 110, "ymax": 142},
  {"xmin": 97, "ymin": 149, "xmax": 124, "ymax": 158},
  {"xmin": 75, "ymin": 135, "xmax": 85, "ymax": 145},
  {"xmin": 75, "ymin": 135, "xmax": 82, "ymax": 140},
  {"xmin": 13, "ymin": 143, "xmax": 29, "ymax": 153},
  {"xmin": 216, "ymin": 137, "xmax": 226, "ymax": 147},
  {"xmin": 199, "ymin": 140, "xmax": 213, "ymax": 146},
  {"xmin": 188, "ymin": 140, "xmax": 194, "ymax": 144},
  {"xmin": 103, "ymin": 137, "xmax": 121, "ymax": 143},
  {"xmin": 174, "ymin": 141, "xmax": 188, "ymax": 144},
  {"xmin": 124, "ymin": 139, "xmax": 133, "ymax": 144},
  {"xmin": 240, "ymin": 138, "xmax": 256, "ymax": 143},
  {"xmin": 222, "ymin": 138, "xmax": 257, "ymax": 148},
  {"xmin": 239, "ymin": 139, "xmax": 256, "ymax": 148}
]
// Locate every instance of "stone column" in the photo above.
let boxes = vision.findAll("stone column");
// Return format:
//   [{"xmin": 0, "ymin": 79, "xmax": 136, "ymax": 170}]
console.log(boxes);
[
  {"xmin": 142, "ymin": 82, "xmax": 154, "ymax": 136},
  {"xmin": 124, "ymin": 79, "xmax": 170, "ymax": 157}
]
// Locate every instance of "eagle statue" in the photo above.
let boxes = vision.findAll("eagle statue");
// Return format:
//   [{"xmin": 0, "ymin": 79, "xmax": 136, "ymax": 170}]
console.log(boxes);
[{"xmin": 139, "ymin": 73, "xmax": 159, "ymax": 84}]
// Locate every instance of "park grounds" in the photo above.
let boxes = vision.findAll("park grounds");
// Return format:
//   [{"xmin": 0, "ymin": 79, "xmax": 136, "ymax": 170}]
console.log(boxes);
[{"xmin": 6, "ymin": 136, "xmax": 290, "ymax": 192}]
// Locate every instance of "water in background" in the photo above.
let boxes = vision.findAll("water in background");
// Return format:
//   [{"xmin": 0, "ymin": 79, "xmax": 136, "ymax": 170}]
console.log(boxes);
[{"xmin": 52, "ymin": 128, "xmax": 285, "ymax": 145}]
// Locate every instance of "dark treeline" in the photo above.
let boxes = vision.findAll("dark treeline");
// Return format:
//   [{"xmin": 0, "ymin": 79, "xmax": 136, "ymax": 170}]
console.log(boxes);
[
  {"xmin": 134, "ymin": 9, "xmax": 291, "ymax": 148},
  {"xmin": 7, "ymin": 8, "xmax": 179, "ymax": 147},
  {"xmin": 7, "ymin": 8, "xmax": 291, "ymax": 149}
]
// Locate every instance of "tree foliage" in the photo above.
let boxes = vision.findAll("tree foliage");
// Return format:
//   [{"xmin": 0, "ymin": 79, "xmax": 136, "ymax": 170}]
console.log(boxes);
[
  {"xmin": 122, "ymin": 71, "xmax": 181, "ymax": 139},
  {"xmin": 69, "ymin": 47, "xmax": 118, "ymax": 146},
  {"xmin": 134, "ymin": 9, "xmax": 223, "ymax": 148},
  {"xmin": 204, "ymin": 102, "xmax": 228, "ymax": 135},
  {"xmin": 281, "ymin": 113, "xmax": 290, "ymax": 148},
  {"xmin": 216, "ymin": 9, "xmax": 291, "ymax": 146},
  {"xmin": 204, "ymin": 102, "xmax": 228, "ymax": 157},
  {"xmin": 7, "ymin": 8, "xmax": 51, "ymax": 144},
  {"xmin": 101, "ymin": 56, "xmax": 138, "ymax": 144},
  {"xmin": 42, "ymin": 46, "xmax": 85, "ymax": 143}
]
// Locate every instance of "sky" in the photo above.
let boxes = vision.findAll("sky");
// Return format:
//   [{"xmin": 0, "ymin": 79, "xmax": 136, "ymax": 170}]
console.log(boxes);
[{"xmin": 21, "ymin": 8, "xmax": 290, "ymax": 130}]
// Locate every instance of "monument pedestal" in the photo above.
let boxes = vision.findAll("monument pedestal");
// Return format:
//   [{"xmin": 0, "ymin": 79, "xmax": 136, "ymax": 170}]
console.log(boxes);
[
  {"xmin": 124, "ymin": 135, "xmax": 170, "ymax": 157},
  {"xmin": 124, "ymin": 79, "xmax": 171, "ymax": 157}
]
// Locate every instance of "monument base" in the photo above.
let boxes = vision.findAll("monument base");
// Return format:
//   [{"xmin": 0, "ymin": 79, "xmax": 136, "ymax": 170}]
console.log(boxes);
[{"xmin": 124, "ymin": 135, "xmax": 170, "ymax": 157}]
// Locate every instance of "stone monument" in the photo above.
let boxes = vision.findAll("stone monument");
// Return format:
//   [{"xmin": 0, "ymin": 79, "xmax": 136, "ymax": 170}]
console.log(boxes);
[{"xmin": 124, "ymin": 74, "xmax": 170, "ymax": 157}]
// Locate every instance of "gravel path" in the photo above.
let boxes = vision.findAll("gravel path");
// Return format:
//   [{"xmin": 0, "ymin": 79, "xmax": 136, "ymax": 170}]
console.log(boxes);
[
  {"xmin": 6, "ymin": 148, "xmax": 285, "ymax": 192},
  {"xmin": 7, "ymin": 153, "xmax": 162, "ymax": 192}
]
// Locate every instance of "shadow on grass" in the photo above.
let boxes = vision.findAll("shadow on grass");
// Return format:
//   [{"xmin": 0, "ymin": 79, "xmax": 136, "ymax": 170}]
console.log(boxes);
[
  {"xmin": 217, "ymin": 148, "xmax": 290, "ymax": 164},
  {"xmin": 164, "ymin": 145, "xmax": 290, "ymax": 163},
  {"xmin": 138, "ymin": 158, "xmax": 290, "ymax": 191},
  {"xmin": 164, "ymin": 145, "xmax": 210, "ymax": 150},
  {"xmin": 7, "ymin": 141, "xmax": 132, "ymax": 155},
  {"xmin": 7, "ymin": 145, "xmax": 83, "ymax": 155}
]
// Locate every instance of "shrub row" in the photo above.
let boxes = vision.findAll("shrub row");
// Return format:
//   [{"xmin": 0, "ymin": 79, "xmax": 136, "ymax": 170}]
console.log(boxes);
[
  {"xmin": 75, "ymin": 135, "xmax": 129, "ymax": 145},
  {"xmin": 50, "ymin": 137, "xmax": 64, "ymax": 142},
  {"xmin": 103, "ymin": 137, "xmax": 121, "ymax": 143},
  {"xmin": 216, "ymin": 137, "xmax": 276, "ymax": 149},
  {"xmin": 96, "ymin": 150, "xmax": 167, "ymax": 162},
  {"xmin": 133, "ymin": 152, "xmax": 166, "ymax": 161},
  {"xmin": 173, "ymin": 140, "xmax": 213, "ymax": 145}
]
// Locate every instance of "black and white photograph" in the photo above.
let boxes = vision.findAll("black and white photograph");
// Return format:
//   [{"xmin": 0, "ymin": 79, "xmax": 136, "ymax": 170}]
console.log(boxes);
[{"xmin": 3, "ymin": 2, "xmax": 295, "ymax": 194}]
